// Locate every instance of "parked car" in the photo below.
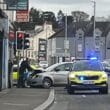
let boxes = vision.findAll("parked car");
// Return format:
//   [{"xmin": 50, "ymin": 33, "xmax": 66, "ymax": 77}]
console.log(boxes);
[
  {"xmin": 27, "ymin": 62, "xmax": 74, "ymax": 88},
  {"xmin": 103, "ymin": 59, "xmax": 110, "ymax": 64},
  {"xmin": 39, "ymin": 61, "xmax": 48, "ymax": 68},
  {"xmin": 102, "ymin": 61, "xmax": 110, "ymax": 76}
]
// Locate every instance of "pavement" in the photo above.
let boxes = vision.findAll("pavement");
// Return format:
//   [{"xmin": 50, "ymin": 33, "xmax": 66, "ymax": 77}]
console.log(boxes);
[{"xmin": 0, "ymin": 87, "xmax": 55, "ymax": 110}]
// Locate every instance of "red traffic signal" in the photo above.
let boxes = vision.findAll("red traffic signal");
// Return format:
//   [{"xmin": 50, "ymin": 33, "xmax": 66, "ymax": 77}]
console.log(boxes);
[
  {"xmin": 17, "ymin": 32, "xmax": 23, "ymax": 39},
  {"xmin": 16, "ymin": 31, "xmax": 24, "ymax": 49}
]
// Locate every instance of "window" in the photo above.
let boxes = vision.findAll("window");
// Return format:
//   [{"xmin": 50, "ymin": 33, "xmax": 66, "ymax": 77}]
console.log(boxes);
[
  {"xmin": 54, "ymin": 64, "xmax": 65, "ymax": 71},
  {"xmin": 65, "ymin": 63, "xmax": 73, "ymax": 71}
]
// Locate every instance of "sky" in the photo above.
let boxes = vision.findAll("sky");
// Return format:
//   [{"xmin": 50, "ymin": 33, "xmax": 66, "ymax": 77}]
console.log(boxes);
[{"xmin": 29, "ymin": 0, "xmax": 110, "ymax": 18}]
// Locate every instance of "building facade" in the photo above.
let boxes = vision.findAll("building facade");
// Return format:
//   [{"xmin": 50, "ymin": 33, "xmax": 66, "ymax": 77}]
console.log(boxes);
[
  {"xmin": 48, "ymin": 21, "xmax": 110, "ymax": 65},
  {"xmin": 24, "ymin": 23, "xmax": 55, "ymax": 63}
]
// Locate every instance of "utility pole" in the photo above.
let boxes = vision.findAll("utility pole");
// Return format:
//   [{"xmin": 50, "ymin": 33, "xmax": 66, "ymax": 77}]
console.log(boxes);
[
  {"xmin": 64, "ymin": 14, "xmax": 67, "ymax": 61},
  {"xmin": 93, "ymin": 1, "xmax": 96, "ymax": 49},
  {"xmin": 45, "ymin": 21, "xmax": 48, "ymax": 61},
  {"xmin": 91, "ymin": 0, "xmax": 96, "ymax": 50}
]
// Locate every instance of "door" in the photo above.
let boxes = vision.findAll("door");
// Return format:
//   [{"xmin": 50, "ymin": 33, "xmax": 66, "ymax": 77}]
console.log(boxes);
[{"xmin": 53, "ymin": 63, "xmax": 72, "ymax": 85}]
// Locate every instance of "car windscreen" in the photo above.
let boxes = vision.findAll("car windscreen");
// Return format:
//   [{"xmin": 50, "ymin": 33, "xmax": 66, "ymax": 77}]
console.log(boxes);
[
  {"xmin": 73, "ymin": 61, "xmax": 103, "ymax": 71},
  {"xmin": 45, "ymin": 63, "xmax": 59, "ymax": 71}
]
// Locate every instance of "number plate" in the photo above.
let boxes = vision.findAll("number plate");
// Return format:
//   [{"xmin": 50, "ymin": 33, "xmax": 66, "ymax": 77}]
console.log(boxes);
[{"xmin": 82, "ymin": 81, "xmax": 93, "ymax": 84}]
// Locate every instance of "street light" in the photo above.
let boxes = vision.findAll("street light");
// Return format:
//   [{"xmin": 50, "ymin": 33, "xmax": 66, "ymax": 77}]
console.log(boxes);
[
  {"xmin": 64, "ymin": 13, "xmax": 70, "ymax": 61},
  {"xmin": 91, "ymin": 0, "xmax": 96, "ymax": 49},
  {"xmin": 64, "ymin": 13, "xmax": 67, "ymax": 54}
]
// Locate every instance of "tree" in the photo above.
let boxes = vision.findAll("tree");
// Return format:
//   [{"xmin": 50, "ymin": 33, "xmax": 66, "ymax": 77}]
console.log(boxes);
[
  {"xmin": 29, "ymin": 7, "xmax": 43, "ymax": 25},
  {"xmin": 62, "ymin": 16, "xmax": 73, "ymax": 25},
  {"xmin": 71, "ymin": 11, "xmax": 89, "ymax": 31},
  {"xmin": 42, "ymin": 11, "xmax": 56, "ymax": 22},
  {"xmin": 71, "ymin": 11, "xmax": 89, "ymax": 22},
  {"xmin": 57, "ymin": 10, "xmax": 64, "ymax": 27},
  {"xmin": 42, "ymin": 11, "xmax": 58, "ymax": 28},
  {"xmin": 29, "ymin": 9, "xmax": 57, "ymax": 25}
]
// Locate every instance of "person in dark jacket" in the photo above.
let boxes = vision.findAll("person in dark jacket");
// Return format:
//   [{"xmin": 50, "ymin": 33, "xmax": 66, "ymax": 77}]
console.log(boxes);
[
  {"xmin": 8, "ymin": 60, "xmax": 13, "ymax": 88},
  {"xmin": 17, "ymin": 58, "xmax": 33, "ymax": 88}
]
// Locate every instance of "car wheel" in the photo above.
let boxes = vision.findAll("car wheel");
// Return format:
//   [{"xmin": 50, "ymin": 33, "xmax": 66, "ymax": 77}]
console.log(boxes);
[
  {"xmin": 67, "ymin": 85, "xmax": 73, "ymax": 94},
  {"xmin": 43, "ymin": 78, "xmax": 52, "ymax": 89}
]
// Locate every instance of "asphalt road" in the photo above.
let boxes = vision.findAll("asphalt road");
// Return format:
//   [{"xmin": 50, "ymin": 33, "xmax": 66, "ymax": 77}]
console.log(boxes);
[
  {"xmin": 49, "ymin": 78, "xmax": 110, "ymax": 110},
  {"xmin": 0, "ymin": 87, "xmax": 50, "ymax": 110}
]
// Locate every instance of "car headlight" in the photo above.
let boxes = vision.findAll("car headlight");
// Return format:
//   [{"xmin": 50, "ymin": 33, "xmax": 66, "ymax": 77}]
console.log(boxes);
[
  {"xmin": 69, "ymin": 73, "xmax": 75, "ymax": 78},
  {"xmin": 102, "ymin": 73, "xmax": 107, "ymax": 79}
]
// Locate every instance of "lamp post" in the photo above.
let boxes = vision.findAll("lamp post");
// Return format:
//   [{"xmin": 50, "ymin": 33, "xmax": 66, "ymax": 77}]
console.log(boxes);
[
  {"xmin": 64, "ymin": 13, "xmax": 67, "ymax": 54},
  {"xmin": 91, "ymin": 0, "xmax": 96, "ymax": 49}
]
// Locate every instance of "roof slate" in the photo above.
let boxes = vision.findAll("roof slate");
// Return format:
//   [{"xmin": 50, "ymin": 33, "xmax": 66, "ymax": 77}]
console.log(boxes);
[{"xmin": 49, "ymin": 21, "xmax": 110, "ymax": 39}]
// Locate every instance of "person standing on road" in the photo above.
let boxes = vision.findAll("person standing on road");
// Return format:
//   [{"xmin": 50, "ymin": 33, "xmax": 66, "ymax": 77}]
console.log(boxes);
[{"xmin": 17, "ymin": 58, "xmax": 33, "ymax": 88}]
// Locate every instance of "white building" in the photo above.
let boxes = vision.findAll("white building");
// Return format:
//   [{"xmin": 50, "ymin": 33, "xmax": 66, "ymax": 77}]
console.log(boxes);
[{"xmin": 26, "ymin": 23, "xmax": 55, "ymax": 62}]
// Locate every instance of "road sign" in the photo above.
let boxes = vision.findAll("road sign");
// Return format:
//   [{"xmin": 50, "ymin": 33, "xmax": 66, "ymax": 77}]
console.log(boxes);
[
  {"xmin": 38, "ymin": 39, "xmax": 47, "ymax": 61},
  {"xmin": 16, "ymin": 10, "xmax": 29, "ymax": 22},
  {"xmin": 5, "ymin": 0, "xmax": 29, "ymax": 10},
  {"xmin": 64, "ymin": 40, "xmax": 69, "ymax": 49},
  {"xmin": 78, "ymin": 44, "xmax": 82, "ymax": 52},
  {"xmin": 9, "ymin": 31, "xmax": 15, "ymax": 42}
]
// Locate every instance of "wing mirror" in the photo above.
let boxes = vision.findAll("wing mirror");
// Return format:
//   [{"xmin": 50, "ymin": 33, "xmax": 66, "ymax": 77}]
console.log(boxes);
[{"xmin": 54, "ymin": 68, "xmax": 60, "ymax": 72}]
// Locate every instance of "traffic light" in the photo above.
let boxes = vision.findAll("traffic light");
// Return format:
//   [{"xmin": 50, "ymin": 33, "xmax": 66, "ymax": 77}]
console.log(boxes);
[
  {"xmin": 16, "ymin": 31, "xmax": 24, "ymax": 49},
  {"xmin": 24, "ymin": 33, "xmax": 30, "ymax": 49}
]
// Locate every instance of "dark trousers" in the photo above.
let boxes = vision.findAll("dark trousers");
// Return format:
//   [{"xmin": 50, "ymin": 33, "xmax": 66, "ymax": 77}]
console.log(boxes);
[
  {"xmin": 17, "ymin": 75, "xmax": 24, "ymax": 88},
  {"xmin": 8, "ymin": 77, "xmax": 11, "ymax": 88}
]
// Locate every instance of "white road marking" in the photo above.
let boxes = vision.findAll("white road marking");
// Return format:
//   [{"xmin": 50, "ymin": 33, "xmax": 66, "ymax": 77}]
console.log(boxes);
[
  {"xmin": 9, "ymin": 94, "xmax": 39, "ymax": 97},
  {"xmin": 82, "ymin": 95, "xmax": 86, "ymax": 98},
  {"xmin": 3, "ymin": 103, "xmax": 29, "ymax": 106},
  {"xmin": 33, "ymin": 89, "xmax": 55, "ymax": 110},
  {"xmin": 54, "ymin": 101, "xmax": 57, "ymax": 104}
]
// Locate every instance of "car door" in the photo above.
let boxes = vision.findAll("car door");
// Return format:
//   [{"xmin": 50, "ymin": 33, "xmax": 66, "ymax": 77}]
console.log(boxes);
[{"xmin": 53, "ymin": 63, "xmax": 72, "ymax": 85}]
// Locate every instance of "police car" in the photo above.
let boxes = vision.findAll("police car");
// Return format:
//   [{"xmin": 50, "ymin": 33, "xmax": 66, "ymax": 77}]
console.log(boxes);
[{"xmin": 67, "ymin": 58, "xmax": 108, "ymax": 94}]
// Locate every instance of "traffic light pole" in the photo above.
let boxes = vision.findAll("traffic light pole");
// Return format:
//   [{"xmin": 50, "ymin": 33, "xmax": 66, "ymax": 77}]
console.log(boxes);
[
  {"xmin": 26, "ymin": 49, "xmax": 27, "ymax": 58},
  {"xmin": 23, "ymin": 35, "xmax": 25, "ymax": 60}
]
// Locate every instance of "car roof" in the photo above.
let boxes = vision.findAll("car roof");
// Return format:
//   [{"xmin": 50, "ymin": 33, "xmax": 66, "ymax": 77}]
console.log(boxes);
[
  {"xmin": 45, "ymin": 62, "xmax": 73, "ymax": 71},
  {"xmin": 74, "ymin": 59, "xmax": 100, "ymax": 63},
  {"xmin": 73, "ymin": 60, "xmax": 102, "ymax": 65}
]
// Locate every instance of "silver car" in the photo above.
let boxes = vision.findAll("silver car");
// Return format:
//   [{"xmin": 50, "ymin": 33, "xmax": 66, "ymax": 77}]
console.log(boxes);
[{"xmin": 27, "ymin": 62, "xmax": 74, "ymax": 88}]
